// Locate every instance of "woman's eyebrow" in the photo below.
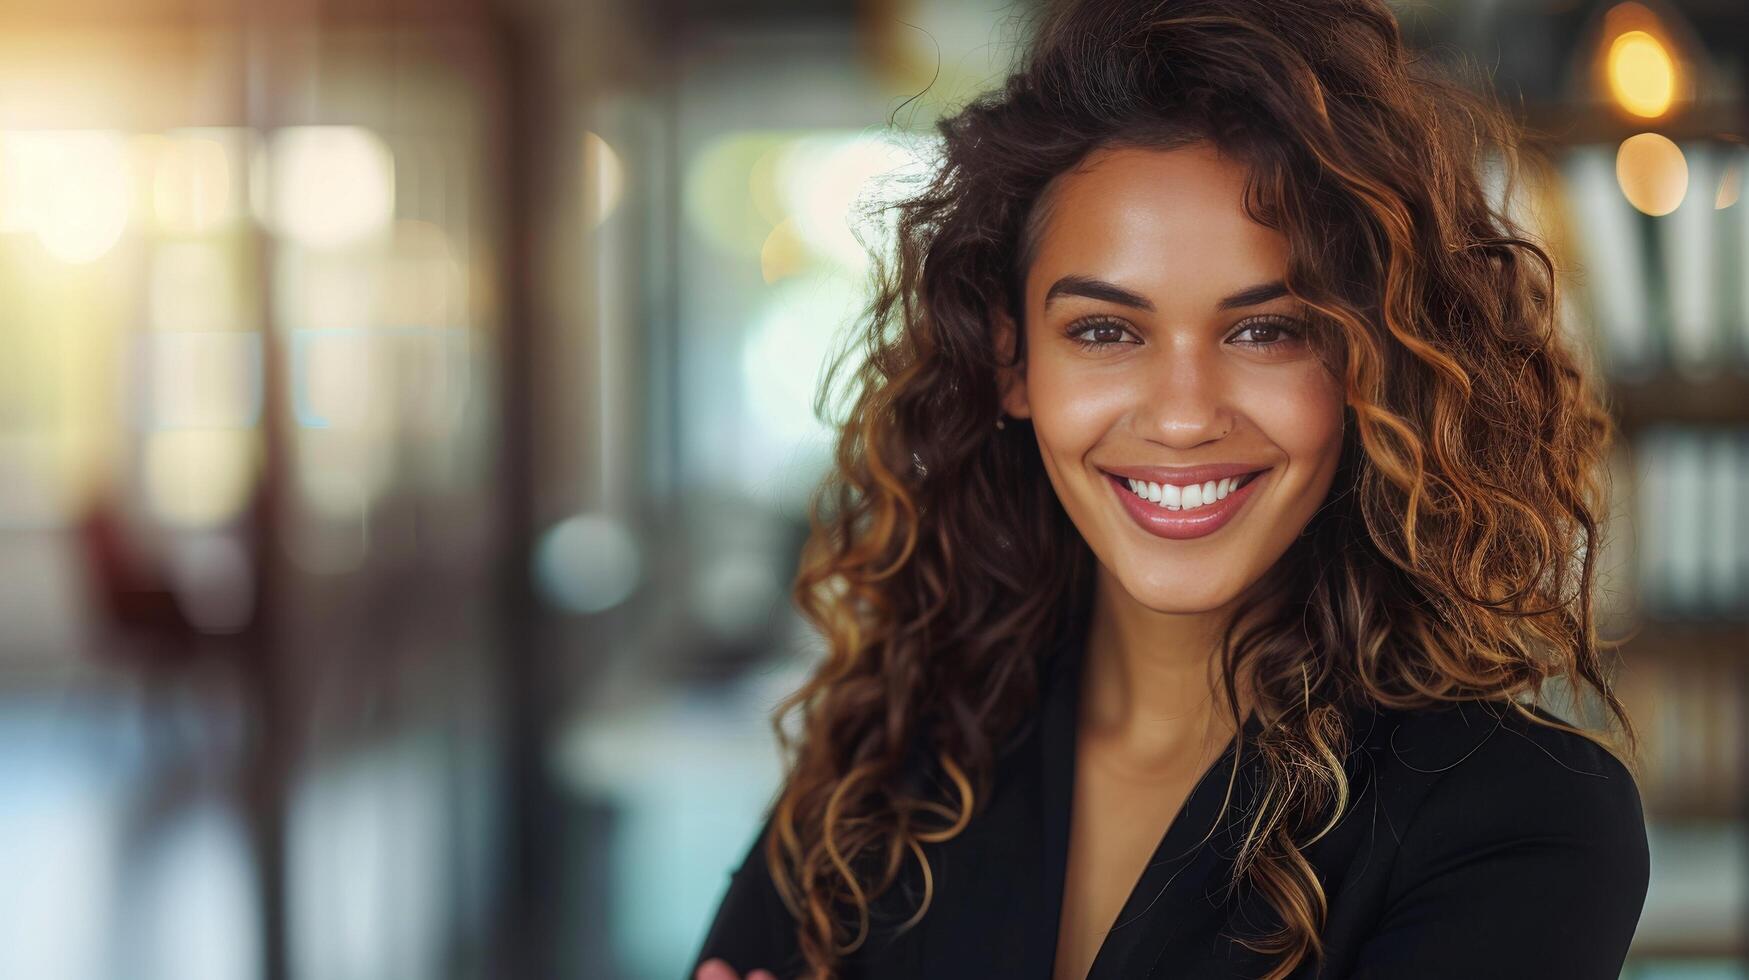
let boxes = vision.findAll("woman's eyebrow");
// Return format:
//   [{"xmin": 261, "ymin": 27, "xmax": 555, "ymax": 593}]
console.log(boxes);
[
  {"xmin": 1044, "ymin": 275, "xmax": 1154, "ymax": 311},
  {"xmin": 1042, "ymin": 276, "xmax": 1289, "ymax": 312},
  {"xmin": 1216, "ymin": 280, "xmax": 1289, "ymax": 310}
]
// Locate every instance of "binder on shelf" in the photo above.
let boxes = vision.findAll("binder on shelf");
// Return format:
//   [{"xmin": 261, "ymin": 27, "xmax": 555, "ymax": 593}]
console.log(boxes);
[
  {"xmin": 1658, "ymin": 141, "xmax": 1722, "ymax": 380},
  {"xmin": 1703, "ymin": 434, "xmax": 1742, "ymax": 619},
  {"xmin": 1561, "ymin": 145, "xmax": 1657, "ymax": 380},
  {"xmin": 1635, "ymin": 427, "xmax": 1674, "ymax": 618}
]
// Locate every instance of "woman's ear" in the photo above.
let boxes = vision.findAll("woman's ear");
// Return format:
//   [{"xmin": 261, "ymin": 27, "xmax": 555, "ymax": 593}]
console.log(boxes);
[{"xmin": 993, "ymin": 309, "xmax": 1032, "ymax": 420}]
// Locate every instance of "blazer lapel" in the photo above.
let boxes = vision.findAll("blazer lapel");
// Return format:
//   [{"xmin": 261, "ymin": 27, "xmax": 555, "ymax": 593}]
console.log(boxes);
[
  {"xmin": 901, "ymin": 613, "xmax": 1087, "ymax": 980},
  {"xmin": 1037, "ymin": 614, "xmax": 1268, "ymax": 980},
  {"xmin": 897, "ymin": 604, "xmax": 1268, "ymax": 980},
  {"xmin": 1088, "ymin": 712, "xmax": 1266, "ymax": 980}
]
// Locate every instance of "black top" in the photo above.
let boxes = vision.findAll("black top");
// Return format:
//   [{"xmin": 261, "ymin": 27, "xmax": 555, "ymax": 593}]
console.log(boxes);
[{"xmin": 690, "ymin": 616, "xmax": 1651, "ymax": 979}]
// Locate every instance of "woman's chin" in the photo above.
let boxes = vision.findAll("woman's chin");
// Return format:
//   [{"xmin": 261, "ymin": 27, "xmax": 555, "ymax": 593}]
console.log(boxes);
[{"xmin": 1113, "ymin": 571, "xmax": 1243, "ymax": 615}]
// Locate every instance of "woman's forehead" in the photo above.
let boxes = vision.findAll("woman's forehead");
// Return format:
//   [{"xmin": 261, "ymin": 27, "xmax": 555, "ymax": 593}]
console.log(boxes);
[{"xmin": 1022, "ymin": 145, "xmax": 1290, "ymax": 310}]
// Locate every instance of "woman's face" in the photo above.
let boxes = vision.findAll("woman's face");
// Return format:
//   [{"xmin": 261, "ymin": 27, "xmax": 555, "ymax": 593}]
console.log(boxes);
[{"xmin": 999, "ymin": 141, "xmax": 1346, "ymax": 615}]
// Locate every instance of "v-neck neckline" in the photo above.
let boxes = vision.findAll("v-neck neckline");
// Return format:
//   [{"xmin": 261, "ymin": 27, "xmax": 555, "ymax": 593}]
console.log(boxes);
[{"xmin": 1036, "ymin": 612, "xmax": 1265, "ymax": 980}]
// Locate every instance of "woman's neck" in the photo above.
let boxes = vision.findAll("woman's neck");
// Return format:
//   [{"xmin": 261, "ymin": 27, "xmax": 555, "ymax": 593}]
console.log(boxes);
[{"xmin": 1078, "ymin": 569, "xmax": 1256, "ymax": 767}]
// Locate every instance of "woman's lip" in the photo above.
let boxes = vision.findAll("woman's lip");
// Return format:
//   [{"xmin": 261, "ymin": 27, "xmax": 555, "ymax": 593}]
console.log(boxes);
[
  {"xmin": 1104, "ymin": 468, "xmax": 1268, "ymax": 541},
  {"xmin": 1099, "ymin": 463, "xmax": 1271, "ymax": 485}
]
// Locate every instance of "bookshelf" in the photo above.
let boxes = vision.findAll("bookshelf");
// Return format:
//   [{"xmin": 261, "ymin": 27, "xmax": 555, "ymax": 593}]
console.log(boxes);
[{"xmin": 1547, "ymin": 112, "xmax": 1749, "ymax": 967}]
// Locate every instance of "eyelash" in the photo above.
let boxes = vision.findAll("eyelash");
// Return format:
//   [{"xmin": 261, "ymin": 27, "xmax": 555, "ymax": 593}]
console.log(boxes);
[{"xmin": 1065, "ymin": 315, "xmax": 1307, "ymax": 352}]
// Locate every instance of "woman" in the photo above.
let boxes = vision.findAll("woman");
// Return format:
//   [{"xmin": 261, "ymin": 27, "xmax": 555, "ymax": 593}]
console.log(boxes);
[{"xmin": 692, "ymin": 0, "xmax": 1650, "ymax": 977}]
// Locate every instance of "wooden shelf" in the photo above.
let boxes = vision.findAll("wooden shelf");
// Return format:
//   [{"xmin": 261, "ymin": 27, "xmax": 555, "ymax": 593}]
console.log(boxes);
[
  {"xmin": 1609, "ymin": 373, "xmax": 1749, "ymax": 430},
  {"xmin": 1521, "ymin": 102, "xmax": 1746, "ymax": 149},
  {"xmin": 1611, "ymin": 619, "xmax": 1749, "ymax": 660},
  {"xmin": 1644, "ymin": 800, "xmax": 1747, "ymax": 822}
]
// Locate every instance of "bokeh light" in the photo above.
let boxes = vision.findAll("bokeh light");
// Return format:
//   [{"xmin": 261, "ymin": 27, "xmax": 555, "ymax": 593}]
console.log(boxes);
[
  {"xmin": 584, "ymin": 131, "xmax": 625, "ymax": 229},
  {"xmin": 1616, "ymin": 132, "xmax": 1688, "ymax": 216},
  {"xmin": 741, "ymin": 275, "xmax": 866, "ymax": 448},
  {"xmin": 0, "ymin": 130, "xmax": 133, "ymax": 263},
  {"xmin": 758, "ymin": 217, "xmax": 807, "ymax": 284},
  {"xmin": 1607, "ymin": 30, "xmax": 1677, "ymax": 119},
  {"xmin": 1716, "ymin": 161, "xmax": 1741, "ymax": 210},
  {"xmin": 686, "ymin": 129, "xmax": 933, "ymax": 271},
  {"xmin": 774, "ymin": 131, "xmax": 931, "ymax": 271},
  {"xmin": 685, "ymin": 132, "xmax": 792, "ymax": 258},
  {"xmin": 150, "ymin": 129, "xmax": 242, "ymax": 235},
  {"xmin": 534, "ymin": 513, "xmax": 642, "ymax": 615},
  {"xmin": 264, "ymin": 126, "xmax": 395, "ymax": 250}
]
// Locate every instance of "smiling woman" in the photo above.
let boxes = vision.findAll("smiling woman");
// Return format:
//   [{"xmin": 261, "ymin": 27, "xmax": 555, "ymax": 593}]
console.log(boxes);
[
  {"xmin": 999, "ymin": 143, "xmax": 1347, "ymax": 603},
  {"xmin": 690, "ymin": 1, "xmax": 1650, "ymax": 979}
]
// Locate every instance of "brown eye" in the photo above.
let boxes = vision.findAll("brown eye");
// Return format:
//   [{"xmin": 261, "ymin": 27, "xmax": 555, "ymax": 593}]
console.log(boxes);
[
  {"xmin": 1229, "ymin": 316, "xmax": 1306, "ymax": 348},
  {"xmin": 1065, "ymin": 316, "xmax": 1138, "ymax": 350}
]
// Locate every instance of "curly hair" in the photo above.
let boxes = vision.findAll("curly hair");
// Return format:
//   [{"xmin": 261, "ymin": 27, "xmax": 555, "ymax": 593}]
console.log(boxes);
[{"xmin": 758, "ymin": 0, "xmax": 1638, "ymax": 977}]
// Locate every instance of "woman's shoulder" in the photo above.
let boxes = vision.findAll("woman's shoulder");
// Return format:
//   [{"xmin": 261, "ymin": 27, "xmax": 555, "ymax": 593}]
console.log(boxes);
[
  {"xmin": 1354, "ymin": 695, "xmax": 1642, "ymax": 808},
  {"xmin": 1304, "ymin": 696, "xmax": 1653, "ymax": 977},
  {"xmin": 1346, "ymin": 695, "xmax": 1650, "ymax": 891},
  {"xmin": 1298, "ymin": 698, "xmax": 1652, "ymax": 977}
]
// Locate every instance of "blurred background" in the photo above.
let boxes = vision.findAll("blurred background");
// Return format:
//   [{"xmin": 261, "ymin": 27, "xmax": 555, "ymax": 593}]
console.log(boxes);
[{"xmin": 0, "ymin": 0, "xmax": 1742, "ymax": 978}]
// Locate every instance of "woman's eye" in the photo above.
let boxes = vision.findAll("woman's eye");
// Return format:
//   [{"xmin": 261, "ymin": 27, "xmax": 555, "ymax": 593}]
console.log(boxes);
[
  {"xmin": 1065, "ymin": 318, "xmax": 1136, "ymax": 350},
  {"xmin": 1064, "ymin": 315, "xmax": 1308, "ymax": 352},
  {"xmin": 1229, "ymin": 316, "xmax": 1307, "ymax": 348}
]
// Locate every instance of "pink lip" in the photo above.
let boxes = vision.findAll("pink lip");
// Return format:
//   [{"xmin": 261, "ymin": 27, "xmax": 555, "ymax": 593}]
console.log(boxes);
[
  {"xmin": 1105, "ymin": 469, "xmax": 1268, "ymax": 540},
  {"xmin": 1102, "ymin": 462, "xmax": 1269, "ymax": 485}
]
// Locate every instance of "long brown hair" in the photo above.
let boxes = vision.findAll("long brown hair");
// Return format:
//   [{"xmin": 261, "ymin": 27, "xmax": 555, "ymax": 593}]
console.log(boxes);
[{"xmin": 761, "ymin": 1, "xmax": 1637, "ymax": 976}]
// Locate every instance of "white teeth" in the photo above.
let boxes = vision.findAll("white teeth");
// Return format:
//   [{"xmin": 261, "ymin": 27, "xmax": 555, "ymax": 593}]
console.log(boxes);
[{"xmin": 1121, "ymin": 472, "xmax": 1255, "ymax": 511}]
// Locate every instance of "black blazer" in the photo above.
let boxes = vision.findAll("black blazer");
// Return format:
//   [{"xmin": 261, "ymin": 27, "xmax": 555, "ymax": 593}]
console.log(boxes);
[{"xmin": 691, "ymin": 615, "xmax": 1652, "ymax": 980}]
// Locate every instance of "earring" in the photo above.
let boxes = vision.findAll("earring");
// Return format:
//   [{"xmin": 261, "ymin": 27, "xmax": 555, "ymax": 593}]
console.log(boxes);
[{"xmin": 995, "ymin": 415, "xmax": 1007, "ymax": 430}]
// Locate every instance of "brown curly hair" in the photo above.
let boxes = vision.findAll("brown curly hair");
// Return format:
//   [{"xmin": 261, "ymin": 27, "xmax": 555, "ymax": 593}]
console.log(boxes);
[{"xmin": 759, "ymin": 0, "xmax": 1638, "ymax": 977}]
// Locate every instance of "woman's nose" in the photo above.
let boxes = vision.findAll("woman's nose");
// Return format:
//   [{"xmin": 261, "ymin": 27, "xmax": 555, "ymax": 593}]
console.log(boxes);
[{"xmin": 1135, "ymin": 351, "xmax": 1236, "ymax": 447}]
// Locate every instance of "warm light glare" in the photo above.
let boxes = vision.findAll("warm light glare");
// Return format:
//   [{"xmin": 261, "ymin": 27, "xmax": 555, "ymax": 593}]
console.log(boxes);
[
  {"xmin": 1616, "ymin": 132, "xmax": 1688, "ymax": 215},
  {"xmin": 1607, "ymin": 30, "xmax": 1676, "ymax": 118},
  {"xmin": 266, "ymin": 127, "xmax": 395, "ymax": 249},
  {"xmin": 776, "ymin": 133, "xmax": 930, "ymax": 271},
  {"xmin": 584, "ymin": 132, "xmax": 625, "ymax": 228},
  {"xmin": 1716, "ymin": 162, "xmax": 1741, "ymax": 209},
  {"xmin": 0, "ymin": 130, "xmax": 132, "ymax": 263},
  {"xmin": 153, "ymin": 129, "xmax": 241, "ymax": 235},
  {"xmin": 685, "ymin": 133, "xmax": 791, "ymax": 258},
  {"xmin": 759, "ymin": 217, "xmax": 807, "ymax": 284}
]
